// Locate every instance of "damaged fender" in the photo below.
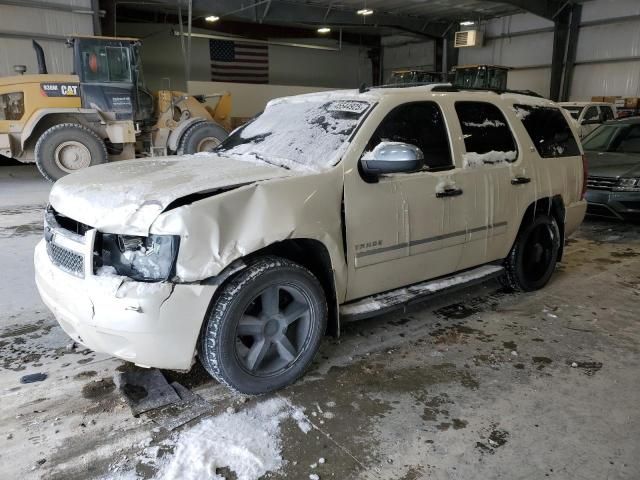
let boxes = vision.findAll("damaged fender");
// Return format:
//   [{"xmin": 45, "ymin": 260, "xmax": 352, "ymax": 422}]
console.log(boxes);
[{"xmin": 150, "ymin": 166, "xmax": 349, "ymax": 301}]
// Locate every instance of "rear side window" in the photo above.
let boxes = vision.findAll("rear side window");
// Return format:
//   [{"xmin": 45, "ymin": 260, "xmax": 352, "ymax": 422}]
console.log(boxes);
[
  {"xmin": 514, "ymin": 104, "xmax": 581, "ymax": 158},
  {"xmin": 601, "ymin": 106, "xmax": 615, "ymax": 121},
  {"xmin": 455, "ymin": 101, "xmax": 517, "ymax": 167}
]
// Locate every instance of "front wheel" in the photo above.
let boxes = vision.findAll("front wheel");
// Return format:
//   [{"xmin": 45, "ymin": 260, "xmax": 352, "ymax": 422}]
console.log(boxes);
[
  {"xmin": 502, "ymin": 213, "xmax": 561, "ymax": 292},
  {"xmin": 199, "ymin": 256, "xmax": 327, "ymax": 394},
  {"xmin": 34, "ymin": 123, "xmax": 108, "ymax": 182}
]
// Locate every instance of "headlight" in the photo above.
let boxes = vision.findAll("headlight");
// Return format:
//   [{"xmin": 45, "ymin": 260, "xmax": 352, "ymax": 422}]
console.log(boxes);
[
  {"xmin": 0, "ymin": 92, "xmax": 25, "ymax": 120},
  {"xmin": 614, "ymin": 178, "xmax": 640, "ymax": 192},
  {"xmin": 97, "ymin": 234, "xmax": 179, "ymax": 282}
]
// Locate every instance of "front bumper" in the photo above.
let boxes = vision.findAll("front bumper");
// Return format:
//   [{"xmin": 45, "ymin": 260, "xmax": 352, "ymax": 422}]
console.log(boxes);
[
  {"xmin": 34, "ymin": 239, "xmax": 217, "ymax": 370},
  {"xmin": 585, "ymin": 189, "xmax": 640, "ymax": 221}
]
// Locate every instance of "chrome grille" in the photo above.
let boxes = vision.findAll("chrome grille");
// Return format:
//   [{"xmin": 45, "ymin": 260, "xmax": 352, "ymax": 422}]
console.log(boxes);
[
  {"xmin": 46, "ymin": 241, "xmax": 84, "ymax": 277},
  {"xmin": 586, "ymin": 176, "xmax": 618, "ymax": 191}
]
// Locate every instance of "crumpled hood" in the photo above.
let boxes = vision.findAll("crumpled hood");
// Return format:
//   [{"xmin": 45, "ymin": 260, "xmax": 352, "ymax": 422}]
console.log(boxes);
[
  {"xmin": 50, "ymin": 154, "xmax": 294, "ymax": 235},
  {"xmin": 586, "ymin": 151, "xmax": 640, "ymax": 179}
]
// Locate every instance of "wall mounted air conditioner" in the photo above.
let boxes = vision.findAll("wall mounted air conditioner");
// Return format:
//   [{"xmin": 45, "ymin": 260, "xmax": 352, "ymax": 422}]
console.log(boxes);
[{"xmin": 454, "ymin": 30, "xmax": 484, "ymax": 48}]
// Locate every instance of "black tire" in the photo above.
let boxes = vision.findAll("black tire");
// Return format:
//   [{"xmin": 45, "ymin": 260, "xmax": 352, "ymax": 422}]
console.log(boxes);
[
  {"xmin": 503, "ymin": 213, "xmax": 561, "ymax": 292},
  {"xmin": 178, "ymin": 121, "xmax": 228, "ymax": 154},
  {"xmin": 199, "ymin": 256, "xmax": 327, "ymax": 395},
  {"xmin": 34, "ymin": 123, "xmax": 108, "ymax": 182}
]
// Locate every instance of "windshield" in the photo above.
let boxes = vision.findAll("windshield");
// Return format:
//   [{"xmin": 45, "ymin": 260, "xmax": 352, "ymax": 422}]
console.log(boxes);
[
  {"xmin": 583, "ymin": 124, "xmax": 640, "ymax": 154},
  {"xmin": 216, "ymin": 98, "xmax": 372, "ymax": 171},
  {"xmin": 563, "ymin": 106, "xmax": 583, "ymax": 120}
]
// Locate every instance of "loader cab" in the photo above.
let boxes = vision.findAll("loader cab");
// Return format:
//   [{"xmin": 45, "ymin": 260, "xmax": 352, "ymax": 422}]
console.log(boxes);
[
  {"xmin": 453, "ymin": 64, "xmax": 510, "ymax": 90},
  {"xmin": 71, "ymin": 36, "xmax": 153, "ymax": 122}
]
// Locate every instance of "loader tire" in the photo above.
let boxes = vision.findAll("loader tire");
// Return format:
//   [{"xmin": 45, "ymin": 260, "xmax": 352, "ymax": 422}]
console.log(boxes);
[
  {"xmin": 178, "ymin": 121, "xmax": 228, "ymax": 155},
  {"xmin": 35, "ymin": 123, "xmax": 108, "ymax": 182}
]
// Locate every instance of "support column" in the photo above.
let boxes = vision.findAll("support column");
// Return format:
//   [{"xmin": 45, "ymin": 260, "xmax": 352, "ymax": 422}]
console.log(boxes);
[
  {"xmin": 560, "ymin": 4, "xmax": 582, "ymax": 101},
  {"xmin": 550, "ymin": 3, "xmax": 582, "ymax": 101}
]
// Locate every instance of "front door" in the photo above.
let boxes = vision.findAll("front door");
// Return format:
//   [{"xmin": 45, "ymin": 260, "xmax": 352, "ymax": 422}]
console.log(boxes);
[{"xmin": 343, "ymin": 101, "xmax": 465, "ymax": 301}]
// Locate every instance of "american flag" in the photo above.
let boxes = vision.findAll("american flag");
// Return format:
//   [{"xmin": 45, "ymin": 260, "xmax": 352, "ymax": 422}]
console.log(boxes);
[{"xmin": 209, "ymin": 39, "xmax": 269, "ymax": 84}]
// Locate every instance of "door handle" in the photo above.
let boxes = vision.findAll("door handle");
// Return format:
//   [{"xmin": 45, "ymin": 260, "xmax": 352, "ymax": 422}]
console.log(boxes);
[
  {"xmin": 511, "ymin": 176, "xmax": 531, "ymax": 185},
  {"xmin": 436, "ymin": 187, "xmax": 463, "ymax": 198}
]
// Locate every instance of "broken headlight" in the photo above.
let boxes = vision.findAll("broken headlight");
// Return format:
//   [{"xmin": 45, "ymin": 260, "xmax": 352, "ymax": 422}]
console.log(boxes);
[
  {"xmin": 614, "ymin": 178, "xmax": 640, "ymax": 192},
  {"xmin": 97, "ymin": 234, "xmax": 179, "ymax": 282}
]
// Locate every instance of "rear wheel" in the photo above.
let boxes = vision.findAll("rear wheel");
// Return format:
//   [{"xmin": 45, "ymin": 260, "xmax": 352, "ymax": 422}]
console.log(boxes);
[
  {"xmin": 178, "ymin": 121, "xmax": 228, "ymax": 154},
  {"xmin": 35, "ymin": 123, "xmax": 108, "ymax": 182},
  {"xmin": 199, "ymin": 256, "xmax": 327, "ymax": 394},
  {"xmin": 503, "ymin": 213, "xmax": 561, "ymax": 292}
]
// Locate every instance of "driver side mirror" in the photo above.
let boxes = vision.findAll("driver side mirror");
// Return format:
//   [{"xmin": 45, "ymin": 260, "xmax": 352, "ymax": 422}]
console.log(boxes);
[{"xmin": 361, "ymin": 142, "xmax": 425, "ymax": 176}]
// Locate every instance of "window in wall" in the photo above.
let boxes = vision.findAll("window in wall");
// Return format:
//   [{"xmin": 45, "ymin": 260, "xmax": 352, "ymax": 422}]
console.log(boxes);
[
  {"xmin": 514, "ymin": 104, "xmax": 581, "ymax": 158},
  {"xmin": 364, "ymin": 101, "xmax": 453, "ymax": 171},
  {"xmin": 454, "ymin": 101, "xmax": 517, "ymax": 167}
]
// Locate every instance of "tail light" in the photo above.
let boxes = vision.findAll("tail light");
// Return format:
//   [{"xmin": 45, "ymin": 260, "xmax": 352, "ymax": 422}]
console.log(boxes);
[{"xmin": 581, "ymin": 154, "xmax": 588, "ymax": 199}]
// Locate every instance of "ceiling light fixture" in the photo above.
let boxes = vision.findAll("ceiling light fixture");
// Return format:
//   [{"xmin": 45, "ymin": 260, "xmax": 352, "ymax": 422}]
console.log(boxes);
[
  {"xmin": 357, "ymin": 8, "xmax": 373, "ymax": 16},
  {"xmin": 205, "ymin": 15, "xmax": 220, "ymax": 22},
  {"xmin": 459, "ymin": 20, "xmax": 475, "ymax": 26},
  {"xmin": 317, "ymin": 27, "xmax": 331, "ymax": 34}
]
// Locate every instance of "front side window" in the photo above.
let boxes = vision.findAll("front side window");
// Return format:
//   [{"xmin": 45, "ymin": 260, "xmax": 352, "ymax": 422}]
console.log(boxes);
[
  {"xmin": 584, "ymin": 106, "xmax": 600, "ymax": 122},
  {"xmin": 455, "ymin": 101, "xmax": 517, "ymax": 167},
  {"xmin": 363, "ymin": 101, "xmax": 453, "ymax": 171},
  {"xmin": 514, "ymin": 104, "xmax": 581, "ymax": 158},
  {"xmin": 216, "ymin": 98, "xmax": 372, "ymax": 171}
]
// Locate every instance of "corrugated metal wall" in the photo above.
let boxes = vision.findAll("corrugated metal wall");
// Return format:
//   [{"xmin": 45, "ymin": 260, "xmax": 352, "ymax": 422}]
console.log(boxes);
[
  {"xmin": 382, "ymin": 35, "xmax": 436, "ymax": 82},
  {"xmin": 457, "ymin": 0, "xmax": 640, "ymax": 99},
  {"xmin": 571, "ymin": 0, "xmax": 640, "ymax": 99},
  {"xmin": 0, "ymin": 1, "xmax": 94, "ymax": 77}
]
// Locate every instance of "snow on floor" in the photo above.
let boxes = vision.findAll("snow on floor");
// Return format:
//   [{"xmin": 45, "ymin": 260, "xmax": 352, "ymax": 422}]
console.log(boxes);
[{"xmin": 149, "ymin": 397, "xmax": 312, "ymax": 480}]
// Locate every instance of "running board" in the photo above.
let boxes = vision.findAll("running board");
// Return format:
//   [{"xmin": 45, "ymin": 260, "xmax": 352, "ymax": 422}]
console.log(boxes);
[{"xmin": 340, "ymin": 264, "xmax": 504, "ymax": 322}]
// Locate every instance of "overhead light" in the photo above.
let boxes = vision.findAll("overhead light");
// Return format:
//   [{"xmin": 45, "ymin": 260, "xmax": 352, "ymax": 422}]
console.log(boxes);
[
  {"xmin": 205, "ymin": 15, "xmax": 220, "ymax": 22},
  {"xmin": 460, "ymin": 20, "xmax": 475, "ymax": 26},
  {"xmin": 357, "ymin": 8, "xmax": 373, "ymax": 16},
  {"xmin": 317, "ymin": 27, "xmax": 331, "ymax": 34}
]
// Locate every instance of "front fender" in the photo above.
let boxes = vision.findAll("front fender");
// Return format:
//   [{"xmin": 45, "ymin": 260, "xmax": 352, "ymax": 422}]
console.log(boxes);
[{"xmin": 150, "ymin": 168, "xmax": 348, "ymax": 299}]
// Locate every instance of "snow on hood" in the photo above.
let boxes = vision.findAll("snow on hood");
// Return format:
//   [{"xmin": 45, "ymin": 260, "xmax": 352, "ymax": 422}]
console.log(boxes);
[{"xmin": 49, "ymin": 153, "xmax": 294, "ymax": 235}]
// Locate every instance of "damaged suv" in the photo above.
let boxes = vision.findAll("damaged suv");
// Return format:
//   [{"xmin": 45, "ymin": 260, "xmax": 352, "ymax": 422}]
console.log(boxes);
[{"xmin": 35, "ymin": 85, "xmax": 586, "ymax": 394}]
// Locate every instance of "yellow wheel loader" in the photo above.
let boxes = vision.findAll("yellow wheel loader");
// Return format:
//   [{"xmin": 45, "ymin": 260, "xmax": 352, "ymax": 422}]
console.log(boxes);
[{"xmin": 0, "ymin": 36, "xmax": 232, "ymax": 181}]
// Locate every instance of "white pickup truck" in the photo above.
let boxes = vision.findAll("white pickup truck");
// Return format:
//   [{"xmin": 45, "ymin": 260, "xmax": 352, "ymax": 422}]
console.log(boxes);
[{"xmin": 559, "ymin": 101, "xmax": 617, "ymax": 138}]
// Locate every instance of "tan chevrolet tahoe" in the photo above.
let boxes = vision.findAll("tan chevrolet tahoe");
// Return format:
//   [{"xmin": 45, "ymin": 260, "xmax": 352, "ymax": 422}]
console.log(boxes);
[{"xmin": 35, "ymin": 85, "xmax": 587, "ymax": 394}]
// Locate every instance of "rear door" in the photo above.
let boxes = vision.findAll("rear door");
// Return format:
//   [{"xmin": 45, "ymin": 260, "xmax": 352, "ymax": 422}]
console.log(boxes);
[{"xmin": 444, "ymin": 99, "xmax": 521, "ymax": 269}]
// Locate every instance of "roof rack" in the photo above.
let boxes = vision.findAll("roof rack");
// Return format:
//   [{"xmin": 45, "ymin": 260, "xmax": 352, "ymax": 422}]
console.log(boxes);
[{"xmin": 430, "ymin": 85, "xmax": 544, "ymax": 98}]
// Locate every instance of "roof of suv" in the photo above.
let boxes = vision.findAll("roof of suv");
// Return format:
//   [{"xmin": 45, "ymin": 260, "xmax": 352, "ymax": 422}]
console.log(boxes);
[{"xmin": 272, "ymin": 83, "xmax": 553, "ymax": 108}]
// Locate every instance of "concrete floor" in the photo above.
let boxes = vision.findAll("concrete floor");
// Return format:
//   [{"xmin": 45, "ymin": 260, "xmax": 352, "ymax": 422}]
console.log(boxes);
[{"xmin": 1, "ymin": 165, "xmax": 639, "ymax": 480}]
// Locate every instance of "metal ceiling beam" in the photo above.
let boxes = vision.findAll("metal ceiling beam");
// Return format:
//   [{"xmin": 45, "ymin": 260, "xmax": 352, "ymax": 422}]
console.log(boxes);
[
  {"xmin": 490, "ymin": 0, "xmax": 568, "ymax": 20},
  {"xmin": 189, "ymin": 0, "xmax": 450, "ymax": 38}
]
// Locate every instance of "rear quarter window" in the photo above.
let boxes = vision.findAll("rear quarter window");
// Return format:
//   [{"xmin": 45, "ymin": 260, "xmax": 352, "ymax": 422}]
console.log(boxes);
[{"xmin": 513, "ymin": 104, "xmax": 581, "ymax": 158}]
